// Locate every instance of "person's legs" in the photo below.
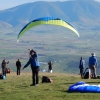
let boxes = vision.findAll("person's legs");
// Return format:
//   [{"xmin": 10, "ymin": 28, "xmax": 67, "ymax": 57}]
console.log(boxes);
[
  {"xmin": 31, "ymin": 68, "xmax": 35, "ymax": 85},
  {"xmin": 36, "ymin": 69, "xmax": 39, "ymax": 84},
  {"xmin": 91, "ymin": 68, "xmax": 94, "ymax": 78},
  {"xmin": 2, "ymin": 69, "xmax": 4, "ymax": 76},
  {"xmin": 89, "ymin": 65, "xmax": 93, "ymax": 78},
  {"xmin": 93, "ymin": 65, "xmax": 96, "ymax": 78},
  {"xmin": 33, "ymin": 71, "xmax": 36, "ymax": 85},
  {"xmin": 80, "ymin": 68, "xmax": 84, "ymax": 76},
  {"xmin": 3, "ymin": 68, "xmax": 6, "ymax": 76},
  {"xmin": 31, "ymin": 67, "xmax": 39, "ymax": 86},
  {"xmin": 2, "ymin": 69, "xmax": 6, "ymax": 76},
  {"xmin": 82, "ymin": 69, "xmax": 84, "ymax": 76},
  {"xmin": 79, "ymin": 68, "xmax": 81, "ymax": 75},
  {"xmin": 18, "ymin": 67, "xmax": 20, "ymax": 75},
  {"xmin": 90, "ymin": 65, "xmax": 96, "ymax": 78},
  {"xmin": 17, "ymin": 67, "xmax": 18, "ymax": 75},
  {"xmin": 19, "ymin": 68, "xmax": 20, "ymax": 75},
  {"xmin": 94, "ymin": 66, "xmax": 96, "ymax": 78}
]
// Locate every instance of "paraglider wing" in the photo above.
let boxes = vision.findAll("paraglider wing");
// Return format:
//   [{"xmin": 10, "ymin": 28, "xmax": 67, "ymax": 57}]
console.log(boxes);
[
  {"xmin": 17, "ymin": 17, "xmax": 79, "ymax": 41},
  {"xmin": 68, "ymin": 81, "xmax": 100, "ymax": 93}
]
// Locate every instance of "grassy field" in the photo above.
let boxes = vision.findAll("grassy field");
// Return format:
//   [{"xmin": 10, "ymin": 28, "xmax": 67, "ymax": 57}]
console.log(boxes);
[{"xmin": 0, "ymin": 72, "xmax": 100, "ymax": 100}]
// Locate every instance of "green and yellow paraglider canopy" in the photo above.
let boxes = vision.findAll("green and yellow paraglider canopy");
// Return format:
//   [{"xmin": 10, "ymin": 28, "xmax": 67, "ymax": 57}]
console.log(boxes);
[{"xmin": 17, "ymin": 17, "xmax": 79, "ymax": 42}]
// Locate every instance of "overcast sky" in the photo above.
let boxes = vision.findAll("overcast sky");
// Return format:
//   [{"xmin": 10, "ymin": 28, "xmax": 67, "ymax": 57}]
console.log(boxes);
[{"xmin": 0, "ymin": 0, "xmax": 100, "ymax": 10}]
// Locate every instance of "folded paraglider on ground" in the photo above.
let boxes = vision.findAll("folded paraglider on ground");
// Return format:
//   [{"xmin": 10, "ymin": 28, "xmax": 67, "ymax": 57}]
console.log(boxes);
[{"xmin": 68, "ymin": 81, "xmax": 100, "ymax": 93}]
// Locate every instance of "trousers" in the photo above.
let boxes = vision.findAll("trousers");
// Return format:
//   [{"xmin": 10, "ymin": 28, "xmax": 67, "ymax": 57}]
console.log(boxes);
[
  {"xmin": 89, "ymin": 65, "xmax": 96, "ymax": 78},
  {"xmin": 31, "ymin": 67, "xmax": 39, "ymax": 85}
]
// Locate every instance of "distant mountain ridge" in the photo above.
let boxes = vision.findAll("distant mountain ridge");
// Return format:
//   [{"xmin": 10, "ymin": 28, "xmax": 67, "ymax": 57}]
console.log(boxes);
[{"xmin": 0, "ymin": 0, "xmax": 100, "ymax": 29}]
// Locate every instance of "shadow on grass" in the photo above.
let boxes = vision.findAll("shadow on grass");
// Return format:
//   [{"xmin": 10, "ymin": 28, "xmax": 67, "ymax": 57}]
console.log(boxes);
[
  {"xmin": 64, "ymin": 81, "xmax": 100, "ymax": 84},
  {"xmin": 65, "ymin": 90, "xmax": 81, "ymax": 93},
  {"xmin": 15, "ymin": 85, "xmax": 29, "ymax": 88},
  {"xmin": 63, "ymin": 82, "xmax": 76, "ymax": 85},
  {"xmin": 63, "ymin": 90, "xmax": 99, "ymax": 93},
  {"xmin": 87, "ymin": 81, "xmax": 100, "ymax": 84}
]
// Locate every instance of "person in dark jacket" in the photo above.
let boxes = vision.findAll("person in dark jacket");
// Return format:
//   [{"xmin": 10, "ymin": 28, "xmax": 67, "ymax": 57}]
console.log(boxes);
[
  {"xmin": 16, "ymin": 59, "xmax": 21, "ymax": 75},
  {"xmin": 1, "ymin": 59, "xmax": 9, "ymax": 76},
  {"xmin": 22, "ymin": 49, "xmax": 40, "ymax": 86},
  {"xmin": 79, "ymin": 57, "xmax": 85, "ymax": 77}
]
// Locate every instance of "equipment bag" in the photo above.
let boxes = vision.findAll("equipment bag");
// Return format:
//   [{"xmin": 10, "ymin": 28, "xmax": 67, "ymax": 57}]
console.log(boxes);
[
  {"xmin": 0, "ymin": 74, "xmax": 6, "ymax": 79},
  {"xmin": 6, "ymin": 68, "xmax": 11, "ymax": 73},
  {"xmin": 0, "ymin": 74, "xmax": 3, "ymax": 79},
  {"xmin": 42, "ymin": 76, "xmax": 53, "ymax": 83},
  {"xmin": 83, "ymin": 68, "xmax": 91, "ymax": 79}
]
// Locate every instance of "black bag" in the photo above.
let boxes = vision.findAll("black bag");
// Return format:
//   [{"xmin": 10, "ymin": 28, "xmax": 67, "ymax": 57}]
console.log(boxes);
[
  {"xmin": 83, "ymin": 68, "xmax": 90, "ymax": 79},
  {"xmin": 0, "ymin": 74, "xmax": 3, "ymax": 79},
  {"xmin": 6, "ymin": 68, "xmax": 11, "ymax": 73},
  {"xmin": 42, "ymin": 76, "xmax": 53, "ymax": 83},
  {"xmin": 84, "ymin": 72, "xmax": 89, "ymax": 79},
  {"xmin": 97, "ymin": 75, "xmax": 100, "ymax": 79}
]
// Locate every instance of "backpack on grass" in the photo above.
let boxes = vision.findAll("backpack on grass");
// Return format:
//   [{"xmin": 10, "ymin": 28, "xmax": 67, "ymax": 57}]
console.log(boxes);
[
  {"xmin": 82, "ymin": 68, "xmax": 91, "ymax": 79},
  {"xmin": 6, "ymin": 68, "xmax": 11, "ymax": 73},
  {"xmin": 0, "ymin": 74, "xmax": 3, "ymax": 79},
  {"xmin": 42, "ymin": 76, "xmax": 53, "ymax": 83},
  {"xmin": 0, "ymin": 74, "xmax": 6, "ymax": 79}
]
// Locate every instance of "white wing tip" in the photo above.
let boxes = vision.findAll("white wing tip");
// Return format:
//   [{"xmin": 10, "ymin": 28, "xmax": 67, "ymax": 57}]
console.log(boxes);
[{"xmin": 17, "ymin": 40, "xmax": 19, "ymax": 43}]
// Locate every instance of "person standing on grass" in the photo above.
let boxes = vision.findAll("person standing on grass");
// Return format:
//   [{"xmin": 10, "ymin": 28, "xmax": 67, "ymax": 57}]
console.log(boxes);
[
  {"xmin": 16, "ymin": 59, "xmax": 21, "ymax": 75},
  {"xmin": 88, "ymin": 53, "xmax": 98, "ymax": 78},
  {"xmin": 79, "ymin": 57, "xmax": 85, "ymax": 77},
  {"xmin": 1, "ymin": 59, "xmax": 9, "ymax": 77},
  {"xmin": 48, "ymin": 61, "xmax": 53, "ymax": 73},
  {"xmin": 22, "ymin": 49, "xmax": 40, "ymax": 86}
]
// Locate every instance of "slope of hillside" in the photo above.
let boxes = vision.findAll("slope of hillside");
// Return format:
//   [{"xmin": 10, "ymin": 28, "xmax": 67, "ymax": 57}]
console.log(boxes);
[
  {"xmin": 0, "ymin": 0, "xmax": 100, "ymax": 28},
  {"xmin": 0, "ymin": 21, "xmax": 12, "ymax": 28}
]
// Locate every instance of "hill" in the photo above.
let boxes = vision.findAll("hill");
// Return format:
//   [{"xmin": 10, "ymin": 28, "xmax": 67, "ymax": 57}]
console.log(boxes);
[
  {"xmin": 0, "ymin": 0, "xmax": 100, "ymax": 30},
  {"xmin": 0, "ymin": 72, "xmax": 100, "ymax": 100},
  {"xmin": 0, "ymin": 21, "xmax": 12, "ymax": 28}
]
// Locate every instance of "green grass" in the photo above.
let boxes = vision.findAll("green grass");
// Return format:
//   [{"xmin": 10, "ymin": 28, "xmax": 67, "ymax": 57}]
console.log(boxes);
[{"xmin": 0, "ymin": 72, "xmax": 100, "ymax": 100}]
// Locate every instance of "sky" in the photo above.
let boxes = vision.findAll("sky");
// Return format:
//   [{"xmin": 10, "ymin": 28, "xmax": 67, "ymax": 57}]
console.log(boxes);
[{"xmin": 0, "ymin": 0, "xmax": 100, "ymax": 10}]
